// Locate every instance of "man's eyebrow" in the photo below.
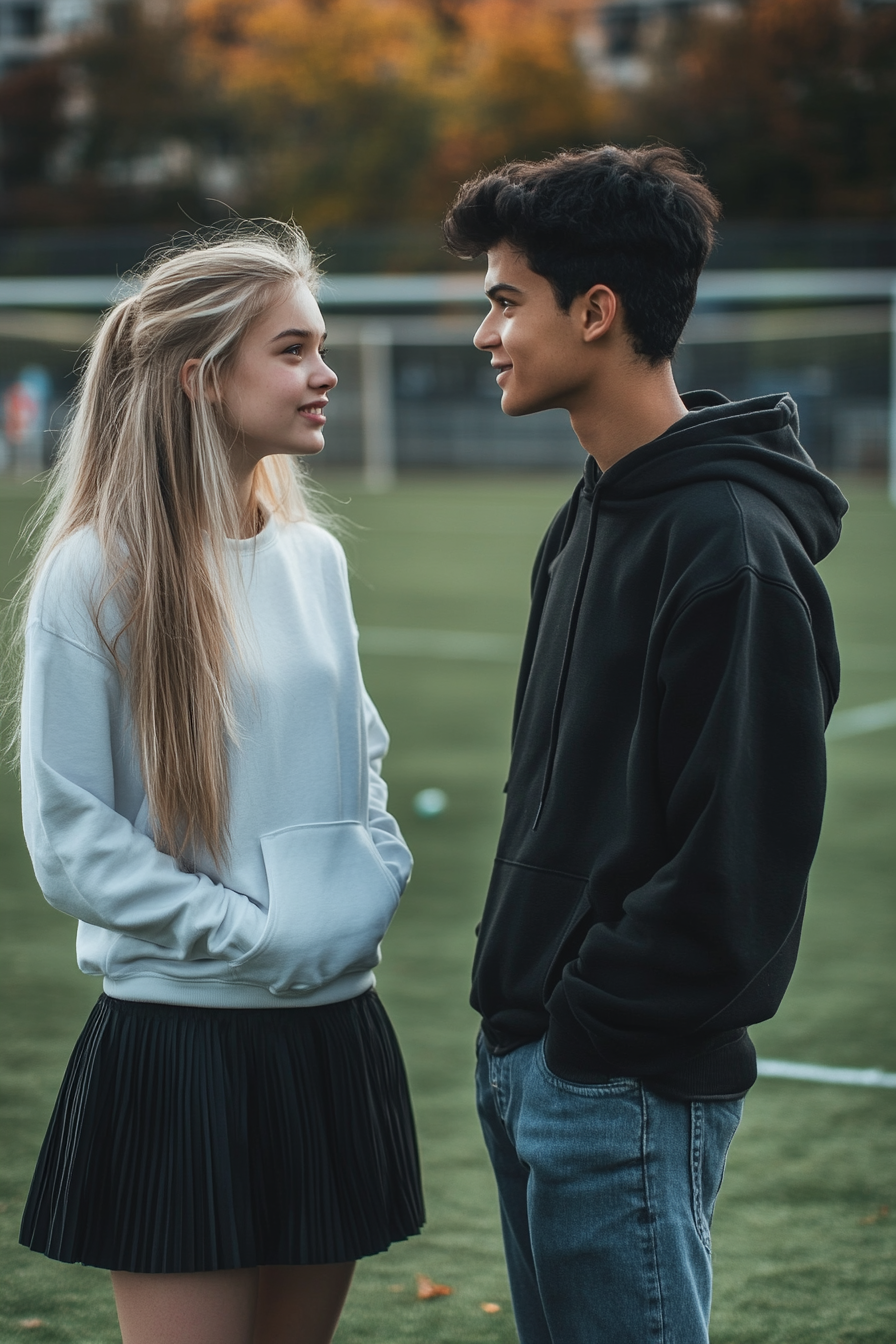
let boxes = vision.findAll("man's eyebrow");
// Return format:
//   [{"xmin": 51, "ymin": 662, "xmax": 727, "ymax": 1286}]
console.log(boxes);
[
  {"xmin": 269, "ymin": 327, "xmax": 327, "ymax": 342},
  {"xmin": 485, "ymin": 283, "xmax": 523, "ymax": 300}
]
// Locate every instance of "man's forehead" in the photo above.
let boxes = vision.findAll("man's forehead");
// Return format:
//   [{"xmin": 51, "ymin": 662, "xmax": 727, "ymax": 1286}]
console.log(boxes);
[{"xmin": 484, "ymin": 243, "xmax": 536, "ymax": 292}]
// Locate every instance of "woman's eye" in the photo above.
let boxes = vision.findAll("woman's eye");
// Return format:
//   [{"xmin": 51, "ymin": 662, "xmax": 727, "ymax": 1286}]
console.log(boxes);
[
  {"xmin": 283, "ymin": 344, "xmax": 302, "ymax": 356},
  {"xmin": 320, "ymin": 346, "xmax": 329, "ymax": 358}
]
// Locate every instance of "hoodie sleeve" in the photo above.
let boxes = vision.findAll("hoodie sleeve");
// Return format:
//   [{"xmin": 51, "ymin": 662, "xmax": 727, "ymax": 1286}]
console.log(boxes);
[
  {"xmin": 363, "ymin": 689, "xmax": 413, "ymax": 894},
  {"xmin": 545, "ymin": 564, "xmax": 829, "ymax": 1080},
  {"xmin": 21, "ymin": 619, "xmax": 266, "ymax": 959},
  {"xmin": 329, "ymin": 533, "xmax": 412, "ymax": 895}
]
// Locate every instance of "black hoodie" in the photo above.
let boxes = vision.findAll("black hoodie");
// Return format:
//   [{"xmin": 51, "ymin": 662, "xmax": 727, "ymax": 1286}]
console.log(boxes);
[{"xmin": 472, "ymin": 390, "xmax": 847, "ymax": 1100}]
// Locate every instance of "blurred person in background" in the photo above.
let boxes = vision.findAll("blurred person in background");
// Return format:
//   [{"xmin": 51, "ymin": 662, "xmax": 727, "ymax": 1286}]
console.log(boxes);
[
  {"xmin": 16, "ymin": 227, "xmax": 423, "ymax": 1344},
  {"xmin": 444, "ymin": 146, "xmax": 847, "ymax": 1344}
]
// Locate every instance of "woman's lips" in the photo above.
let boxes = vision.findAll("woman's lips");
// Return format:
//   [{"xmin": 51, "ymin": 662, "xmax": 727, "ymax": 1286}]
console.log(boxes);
[
  {"xmin": 495, "ymin": 365, "xmax": 512, "ymax": 384},
  {"xmin": 298, "ymin": 403, "xmax": 327, "ymax": 425}
]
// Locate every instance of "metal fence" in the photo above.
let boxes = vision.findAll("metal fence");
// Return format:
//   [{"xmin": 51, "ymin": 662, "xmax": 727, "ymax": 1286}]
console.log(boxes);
[
  {"xmin": 318, "ymin": 271, "xmax": 896, "ymax": 500},
  {"xmin": 0, "ymin": 270, "xmax": 892, "ymax": 499}
]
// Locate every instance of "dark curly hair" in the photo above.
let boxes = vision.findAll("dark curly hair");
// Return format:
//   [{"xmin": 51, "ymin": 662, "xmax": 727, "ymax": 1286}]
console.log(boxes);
[{"xmin": 442, "ymin": 145, "xmax": 721, "ymax": 365}]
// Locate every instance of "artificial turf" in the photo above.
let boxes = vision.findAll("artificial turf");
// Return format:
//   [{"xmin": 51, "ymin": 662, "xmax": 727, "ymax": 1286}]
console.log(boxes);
[{"xmin": 0, "ymin": 472, "xmax": 894, "ymax": 1343}]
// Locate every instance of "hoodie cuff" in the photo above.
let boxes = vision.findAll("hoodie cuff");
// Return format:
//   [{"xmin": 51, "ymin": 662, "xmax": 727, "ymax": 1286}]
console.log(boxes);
[{"xmin": 544, "ymin": 993, "xmax": 619, "ymax": 1084}]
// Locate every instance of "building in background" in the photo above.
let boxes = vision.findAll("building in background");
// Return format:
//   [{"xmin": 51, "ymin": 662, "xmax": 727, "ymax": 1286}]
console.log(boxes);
[
  {"xmin": 0, "ymin": 0, "xmax": 177, "ymax": 74},
  {"xmin": 562, "ymin": 0, "xmax": 738, "ymax": 89},
  {"xmin": 563, "ymin": 0, "xmax": 896, "ymax": 89},
  {"xmin": 0, "ymin": 1, "xmax": 96, "ymax": 76}
]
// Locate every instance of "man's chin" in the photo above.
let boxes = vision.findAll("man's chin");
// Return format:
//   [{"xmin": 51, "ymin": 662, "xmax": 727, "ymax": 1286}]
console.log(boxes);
[{"xmin": 501, "ymin": 392, "xmax": 551, "ymax": 418}]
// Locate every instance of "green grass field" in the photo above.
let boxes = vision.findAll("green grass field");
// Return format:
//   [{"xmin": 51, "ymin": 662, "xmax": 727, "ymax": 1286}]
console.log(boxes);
[{"xmin": 1, "ymin": 472, "xmax": 895, "ymax": 1343}]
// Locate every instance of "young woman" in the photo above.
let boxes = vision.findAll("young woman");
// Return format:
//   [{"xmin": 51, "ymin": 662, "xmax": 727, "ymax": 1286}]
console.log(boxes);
[{"xmin": 17, "ymin": 227, "xmax": 424, "ymax": 1344}]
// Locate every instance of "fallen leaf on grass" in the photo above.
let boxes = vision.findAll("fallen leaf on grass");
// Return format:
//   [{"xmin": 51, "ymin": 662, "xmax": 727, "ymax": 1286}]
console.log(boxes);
[
  {"xmin": 860, "ymin": 1205, "xmax": 890, "ymax": 1224},
  {"xmin": 480, "ymin": 1302, "xmax": 501, "ymax": 1313},
  {"xmin": 416, "ymin": 1273, "xmax": 452, "ymax": 1299},
  {"xmin": 388, "ymin": 1284, "xmax": 405, "ymax": 1292},
  {"xmin": 19, "ymin": 1323, "xmax": 43, "ymax": 1330}
]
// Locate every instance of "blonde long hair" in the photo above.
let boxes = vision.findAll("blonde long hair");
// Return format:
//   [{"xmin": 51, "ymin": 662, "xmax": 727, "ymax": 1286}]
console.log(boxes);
[{"xmin": 20, "ymin": 224, "xmax": 324, "ymax": 867}]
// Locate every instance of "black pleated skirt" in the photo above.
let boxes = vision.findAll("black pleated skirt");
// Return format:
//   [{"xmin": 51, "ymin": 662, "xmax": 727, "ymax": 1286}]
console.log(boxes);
[{"xmin": 20, "ymin": 989, "xmax": 424, "ymax": 1272}]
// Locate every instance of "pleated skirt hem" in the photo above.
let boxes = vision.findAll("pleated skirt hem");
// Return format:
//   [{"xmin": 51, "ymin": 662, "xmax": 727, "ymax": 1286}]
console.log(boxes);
[{"xmin": 20, "ymin": 990, "xmax": 425, "ymax": 1273}]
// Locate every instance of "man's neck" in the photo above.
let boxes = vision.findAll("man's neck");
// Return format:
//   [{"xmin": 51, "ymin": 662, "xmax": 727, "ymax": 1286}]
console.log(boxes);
[{"xmin": 569, "ymin": 361, "xmax": 688, "ymax": 473}]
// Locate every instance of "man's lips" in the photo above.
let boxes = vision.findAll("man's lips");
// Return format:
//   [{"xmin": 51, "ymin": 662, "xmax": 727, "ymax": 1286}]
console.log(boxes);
[{"xmin": 492, "ymin": 363, "xmax": 512, "ymax": 383}]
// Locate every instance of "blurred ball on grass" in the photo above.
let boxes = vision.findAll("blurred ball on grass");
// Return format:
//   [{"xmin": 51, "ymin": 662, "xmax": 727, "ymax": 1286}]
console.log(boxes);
[{"xmin": 413, "ymin": 788, "xmax": 448, "ymax": 819}]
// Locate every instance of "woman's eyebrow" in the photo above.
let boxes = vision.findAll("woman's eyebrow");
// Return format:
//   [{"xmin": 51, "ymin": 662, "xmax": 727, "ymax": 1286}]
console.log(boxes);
[{"xmin": 268, "ymin": 327, "xmax": 328, "ymax": 343}]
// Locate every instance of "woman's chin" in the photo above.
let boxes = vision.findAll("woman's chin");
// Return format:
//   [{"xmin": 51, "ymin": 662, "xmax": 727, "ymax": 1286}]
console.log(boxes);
[{"xmin": 298, "ymin": 438, "xmax": 327, "ymax": 457}]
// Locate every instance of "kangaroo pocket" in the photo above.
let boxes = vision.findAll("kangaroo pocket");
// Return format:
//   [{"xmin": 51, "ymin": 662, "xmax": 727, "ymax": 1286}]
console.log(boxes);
[
  {"xmin": 472, "ymin": 857, "xmax": 590, "ymax": 1037},
  {"xmin": 233, "ymin": 820, "xmax": 402, "ymax": 994}
]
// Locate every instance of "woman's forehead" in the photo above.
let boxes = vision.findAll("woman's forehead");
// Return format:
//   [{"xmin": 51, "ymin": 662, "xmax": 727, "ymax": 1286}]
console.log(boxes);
[{"xmin": 255, "ymin": 281, "xmax": 324, "ymax": 339}]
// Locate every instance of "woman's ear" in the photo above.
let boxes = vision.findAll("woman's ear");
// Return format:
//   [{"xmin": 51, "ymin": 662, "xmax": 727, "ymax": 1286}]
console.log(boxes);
[
  {"xmin": 180, "ymin": 358, "xmax": 221, "ymax": 403},
  {"xmin": 180, "ymin": 358, "xmax": 202, "ymax": 402}
]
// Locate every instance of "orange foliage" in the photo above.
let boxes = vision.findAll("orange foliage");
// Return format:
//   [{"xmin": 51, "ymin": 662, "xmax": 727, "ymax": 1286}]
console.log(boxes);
[
  {"xmin": 432, "ymin": 0, "xmax": 612, "ymax": 190},
  {"xmin": 415, "ymin": 1272, "xmax": 453, "ymax": 1298},
  {"xmin": 189, "ymin": 0, "xmax": 438, "ymax": 103},
  {"xmin": 186, "ymin": 0, "xmax": 613, "ymax": 226}
]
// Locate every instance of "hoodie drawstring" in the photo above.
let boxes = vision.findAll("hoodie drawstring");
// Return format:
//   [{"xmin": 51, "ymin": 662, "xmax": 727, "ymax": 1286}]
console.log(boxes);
[{"xmin": 533, "ymin": 482, "xmax": 602, "ymax": 830}]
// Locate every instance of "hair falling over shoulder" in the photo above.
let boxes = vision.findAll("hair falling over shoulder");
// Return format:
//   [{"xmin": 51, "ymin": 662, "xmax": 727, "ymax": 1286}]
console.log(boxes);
[{"xmin": 17, "ymin": 221, "xmax": 324, "ymax": 868}]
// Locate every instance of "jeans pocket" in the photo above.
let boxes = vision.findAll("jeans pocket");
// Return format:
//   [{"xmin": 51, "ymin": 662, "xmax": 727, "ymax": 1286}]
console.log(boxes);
[{"xmin": 690, "ymin": 1099, "xmax": 743, "ymax": 1252}]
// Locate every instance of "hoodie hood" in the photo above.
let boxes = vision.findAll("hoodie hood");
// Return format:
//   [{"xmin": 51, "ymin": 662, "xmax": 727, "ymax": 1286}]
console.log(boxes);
[
  {"xmin": 532, "ymin": 388, "xmax": 846, "ymax": 830},
  {"xmin": 584, "ymin": 390, "xmax": 847, "ymax": 565}
]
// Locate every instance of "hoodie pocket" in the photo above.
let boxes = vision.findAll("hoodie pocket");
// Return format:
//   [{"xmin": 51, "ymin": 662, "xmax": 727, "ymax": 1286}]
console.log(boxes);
[
  {"xmin": 472, "ymin": 858, "xmax": 589, "ymax": 1028},
  {"xmin": 233, "ymin": 820, "xmax": 401, "ymax": 994}
]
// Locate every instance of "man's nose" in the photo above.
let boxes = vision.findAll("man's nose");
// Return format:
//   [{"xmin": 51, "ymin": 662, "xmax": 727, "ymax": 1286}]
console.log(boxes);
[{"xmin": 474, "ymin": 319, "xmax": 498, "ymax": 350}]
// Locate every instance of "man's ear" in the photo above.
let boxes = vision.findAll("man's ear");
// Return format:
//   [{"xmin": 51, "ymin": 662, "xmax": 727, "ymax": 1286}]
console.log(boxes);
[{"xmin": 579, "ymin": 285, "xmax": 619, "ymax": 344}]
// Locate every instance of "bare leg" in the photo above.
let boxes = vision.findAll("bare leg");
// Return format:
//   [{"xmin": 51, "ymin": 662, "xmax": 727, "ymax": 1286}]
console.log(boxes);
[
  {"xmin": 253, "ymin": 1263, "xmax": 356, "ymax": 1344},
  {"xmin": 111, "ymin": 1268, "xmax": 259, "ymax": 1344}
]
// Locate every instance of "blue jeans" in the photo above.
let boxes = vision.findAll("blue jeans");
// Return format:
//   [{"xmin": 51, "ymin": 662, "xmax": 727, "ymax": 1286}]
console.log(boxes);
[{"xmin": 476, "ymin": 1036, "xmax": 743, "ymax": 1344}]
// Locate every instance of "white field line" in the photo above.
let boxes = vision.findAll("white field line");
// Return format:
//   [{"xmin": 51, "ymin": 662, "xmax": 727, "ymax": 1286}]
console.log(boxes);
[
  {"xmin": 757, "ymin": 1059, "xmax": 896, "ymax": 1088},
  {"xmin": 827, "ymin": 698, "xmax": 896, "ymax": 739},
  {"xmin": 360, "ymin": 629, "xmax": 896, "ymax": 740},
  {"xmin": 359, "ymin": 627, "xmax": 520, "ymax": 662}
]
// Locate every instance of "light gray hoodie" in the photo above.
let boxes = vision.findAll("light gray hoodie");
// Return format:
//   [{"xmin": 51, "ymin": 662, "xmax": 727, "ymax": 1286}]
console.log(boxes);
[{"xmin": 21, "ymin": 514, "xmax": 412, "ymax": 1009}]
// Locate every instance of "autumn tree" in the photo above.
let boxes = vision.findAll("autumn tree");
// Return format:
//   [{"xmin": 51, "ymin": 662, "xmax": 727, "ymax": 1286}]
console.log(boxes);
[
  {"xmin": 619, "ymin": 0, "xmax": 896, "ymax": 218},
  {"xmin": 0, "ymin": 59, "xmax": 67, "ymax": 193},
  {"xmin": 70, "ymin": 0, "xmax": 242, "ymax": 223},
  {"xmin": 418, "ymin": 0, "xmax": 614, "ymax": 218},
  {"xmin": 188, "ymin": 0, "xmax": 446, "ymax": 229},
  {"xmin": 0, "ymin": 0, "xmax": 614, "ymax": 233},
  {"xmin": 0, "ymin": 0, "xmax": 241, "ymax": 226},
  {"xmin": 187, "ymin": 0, "xmax": 613, "ymax": 228}
]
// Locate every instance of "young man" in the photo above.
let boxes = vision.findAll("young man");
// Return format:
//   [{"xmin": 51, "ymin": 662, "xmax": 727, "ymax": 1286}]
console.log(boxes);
[{"xmin": 442, "ymin": 146, "xmax": 846, "ymax": 1344}]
